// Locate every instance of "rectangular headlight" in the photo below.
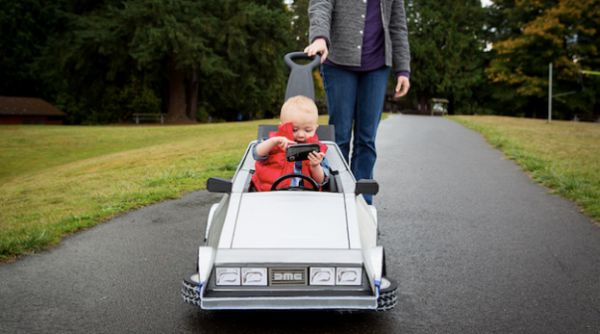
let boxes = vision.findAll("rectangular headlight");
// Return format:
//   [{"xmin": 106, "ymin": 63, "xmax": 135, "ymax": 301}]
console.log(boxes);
[
  {"xmin": 336, "ymin": 267, "xmax": 362, "ymax": 285},
  {"xmin": 215, "ymin": 267, "xmax": 240, "ymax": 286},
  {"xmin": 241, "ymin": 267, "xmax": 267, "ymax": 286},
  {"xmin": 309, "ymin": 267, "xmax": 335, "ymax": 286}
]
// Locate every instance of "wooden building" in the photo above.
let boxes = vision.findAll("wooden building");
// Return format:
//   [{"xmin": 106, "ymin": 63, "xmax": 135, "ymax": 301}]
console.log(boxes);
[{"xmin": 0, "ymin": 97, "xmax": 66, "ymax": 125}]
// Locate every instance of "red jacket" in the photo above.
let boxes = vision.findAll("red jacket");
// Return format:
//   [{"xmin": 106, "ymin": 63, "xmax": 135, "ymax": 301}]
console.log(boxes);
[{"xmin": 252, "ymin": 122, "xmax": 328, "ymax": 192}]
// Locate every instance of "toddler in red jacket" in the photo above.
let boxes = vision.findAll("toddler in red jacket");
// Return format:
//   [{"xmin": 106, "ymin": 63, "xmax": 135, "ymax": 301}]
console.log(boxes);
[{"xmin": 252, "ymin": 95, "xmax": 329, "ymax": 191}]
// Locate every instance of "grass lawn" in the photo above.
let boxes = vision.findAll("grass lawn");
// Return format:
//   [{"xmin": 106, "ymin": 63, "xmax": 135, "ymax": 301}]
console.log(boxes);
[
  {"xmin": 450, "ymin": 115, "xmax": 600, "ymax": 224},
  {"xmin": 3, "ymin": 110, "xmax": 394, "ymax": 261},
  {"xmin": 2, "ymin": 119, "xmax": 318, "ymax": 261}
]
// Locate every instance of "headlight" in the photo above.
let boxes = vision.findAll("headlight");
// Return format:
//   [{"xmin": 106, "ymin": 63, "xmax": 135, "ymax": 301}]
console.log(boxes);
[
  {"xmin": 242, "ymin": 267, "xmax": 267, "ymax": 286},
  {"xmin": 309, "ymin": 267, "xmax": 335, "ymax": 286},
  {"xmin": 336, "ymin": 267, "xmax": 362, "ymax": 285},
  {"xmin": 215, "ymin": 267, "xmax": 240, "ymax": 286}
]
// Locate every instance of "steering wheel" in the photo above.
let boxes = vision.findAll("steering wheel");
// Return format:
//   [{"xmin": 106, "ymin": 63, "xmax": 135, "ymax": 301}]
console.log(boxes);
[{"xmin": 271, "ymin": 173, "xmax": 319, "ymax": 191}]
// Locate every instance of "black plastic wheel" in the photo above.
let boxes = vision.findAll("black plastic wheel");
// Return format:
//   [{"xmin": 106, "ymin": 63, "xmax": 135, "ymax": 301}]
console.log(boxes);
[
  {"xmin": 376, "ymin": 277, "xmax": 398, "ymax": 311},
  {"xmin": 181, "ymin": 275, "xmax": 202, "ymax": 307}
]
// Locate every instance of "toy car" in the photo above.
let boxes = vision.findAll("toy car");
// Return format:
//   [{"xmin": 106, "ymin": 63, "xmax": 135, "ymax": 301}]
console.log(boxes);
[{"xmin": 180, "ymin": 52, "xmax": 397, "ymax": 311}]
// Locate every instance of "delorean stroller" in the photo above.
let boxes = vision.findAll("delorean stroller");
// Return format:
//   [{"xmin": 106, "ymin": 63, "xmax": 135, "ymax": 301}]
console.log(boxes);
[{"xmin": 181, "ymin": 52, "xmax": 397, "ymax": 311}]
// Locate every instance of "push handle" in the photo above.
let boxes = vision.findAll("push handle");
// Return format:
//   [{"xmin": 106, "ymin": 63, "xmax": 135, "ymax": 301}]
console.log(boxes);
[{"xmin": 284, "ymin": 52, "xmax": 321, "ymax": 101}]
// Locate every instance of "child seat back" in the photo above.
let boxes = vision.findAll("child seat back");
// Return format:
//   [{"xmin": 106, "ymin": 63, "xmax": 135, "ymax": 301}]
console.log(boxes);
[{"xmin": 257, "ymin": 124, "xmax": 335, "ymax": 141}]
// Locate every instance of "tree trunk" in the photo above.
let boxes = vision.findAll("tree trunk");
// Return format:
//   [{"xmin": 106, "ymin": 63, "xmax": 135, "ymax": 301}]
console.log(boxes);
[
  {"xmin": 186, "ymin": 69, "xmax": 199, "ymax": 121},
  {"xmin": 166, "ymin": 57, "xmax": 194, "ymax": 124},
  {"xmin": 418, "ymin": 96, "xmax": 430, "ymax": 115}
]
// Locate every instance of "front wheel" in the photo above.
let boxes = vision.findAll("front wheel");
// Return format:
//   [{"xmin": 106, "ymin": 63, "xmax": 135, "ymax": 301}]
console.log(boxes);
[
  {"xmin": 181, "ymin": 273, "xmax": 202, "ymax": 307},
  {"xmin": 376, "ymin": 277, "xmax": 398, "ymax": 311}
]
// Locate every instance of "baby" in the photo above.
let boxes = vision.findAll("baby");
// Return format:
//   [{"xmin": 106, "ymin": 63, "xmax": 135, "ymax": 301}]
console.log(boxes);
[{"xmin": 252, "ymin": 95, "xmax": 329, "ymax": 191}]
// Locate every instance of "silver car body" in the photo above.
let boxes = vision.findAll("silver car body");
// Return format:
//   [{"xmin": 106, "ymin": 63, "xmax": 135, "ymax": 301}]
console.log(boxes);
[{"xmin": 193, "ymin": 140, "xmax": 385, "ymax": 310}]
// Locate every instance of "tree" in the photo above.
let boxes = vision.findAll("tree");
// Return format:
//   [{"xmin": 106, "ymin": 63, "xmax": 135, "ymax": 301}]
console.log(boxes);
[
  {"xmin": 197, "ymin": 0, "xmax": 293, "ymax": 121},
  {"xmin": 32, "ymin": 0, "xmax": 292, "ymax": 123},
  {"xmin": 406, "ymin": 0, "xmax": 487, "ymax": 114},
  {"xmin": 290, "ymin": 0, "xmax": 309, "ymax": 52},
  {"xmin": 486, "ymin": 0, "xmax": 600, "ymax": 120},
  {"xmin": 0, "ymin": 0, "xmax": 64, "ymax": 97},
  {"xmin": 66, "ymin": 0, "xmax": 225, "ymax": 123}
]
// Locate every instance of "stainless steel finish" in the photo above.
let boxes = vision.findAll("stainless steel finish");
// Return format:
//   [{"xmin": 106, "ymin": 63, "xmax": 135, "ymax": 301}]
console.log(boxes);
[
  {"xmin": 200, "ymin": 285, "xmax": 378, "ymax": 310},
  {"xmin": 189, "ymin": 138, "xmax": 387, "ymax": 310},
  {"xmin": 213, "ymin": 249, "xmax": 364, "ymax": 264},
  {"xmin": 232, "ymin": 192, "xmax": 349, "ymax": 249}
]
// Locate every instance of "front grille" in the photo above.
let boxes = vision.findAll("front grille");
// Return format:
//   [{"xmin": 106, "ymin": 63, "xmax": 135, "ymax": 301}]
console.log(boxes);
[{"xmin": 205, "ymin": 263, "xmax": 372, "ymax": 298}]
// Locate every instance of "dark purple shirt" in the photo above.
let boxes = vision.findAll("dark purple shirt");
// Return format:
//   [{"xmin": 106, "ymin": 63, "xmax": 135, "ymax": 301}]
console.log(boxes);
[
  {"xmin": 359, "ymin": 0, "xmax": 386, "ymax": 71},
  {"xmin": 323, "ymin": 0, "xmax": 409, "ymax": 78}
]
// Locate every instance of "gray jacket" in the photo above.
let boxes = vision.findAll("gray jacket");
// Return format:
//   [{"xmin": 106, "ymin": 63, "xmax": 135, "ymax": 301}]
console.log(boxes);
[{"xmin": 308, "ymin": 0, "xmax": 411, "ymax": 73}]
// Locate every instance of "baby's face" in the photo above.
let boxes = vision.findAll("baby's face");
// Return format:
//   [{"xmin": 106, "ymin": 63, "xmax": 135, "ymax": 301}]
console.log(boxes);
[
  {"xmin": 291, "ymin": 121, "xmax": 317, "ymax": 143},
  {"xmin": 285, "ymin": 113, "xmax": 318, "ymax": 143}
]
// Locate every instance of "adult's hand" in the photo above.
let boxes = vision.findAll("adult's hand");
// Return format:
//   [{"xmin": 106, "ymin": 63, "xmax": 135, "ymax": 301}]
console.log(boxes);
[
  {"xmin": 304, "ymin": 38, "xmax": 329, "ymax": 63},
  {"xmin": 395, "ymin": 76, "xmax": 410, "ymax": 98}
]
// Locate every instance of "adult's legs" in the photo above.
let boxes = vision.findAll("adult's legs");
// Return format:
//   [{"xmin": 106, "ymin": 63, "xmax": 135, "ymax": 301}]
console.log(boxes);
[
  {"xmin": 352, "ymin": 66, "xmax": 390, "ymax": 204},
  {"xmin": 321, "ymin": 64, "xmax": 359, "ymax": 164}
]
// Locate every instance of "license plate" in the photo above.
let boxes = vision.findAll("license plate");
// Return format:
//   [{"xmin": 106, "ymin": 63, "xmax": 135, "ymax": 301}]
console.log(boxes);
[{"xmin": 269, "ymin": 268, "xmax": 307, "ymax": 285}]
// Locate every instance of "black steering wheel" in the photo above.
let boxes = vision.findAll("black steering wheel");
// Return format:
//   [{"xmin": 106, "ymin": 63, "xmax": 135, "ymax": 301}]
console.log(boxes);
[{"xmin": 271, "ymin": 173, "xmax": 319, "ymax": 191}]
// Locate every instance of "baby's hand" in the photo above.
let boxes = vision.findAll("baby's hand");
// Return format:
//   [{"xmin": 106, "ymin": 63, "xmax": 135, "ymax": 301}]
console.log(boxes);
[
  {"xmin": 272, "ymin": 136, "xmax": 296, "ymax": 150},
  {"xmin": 308, "ymin": 151, "xmax": 325, "ymax": 167}
]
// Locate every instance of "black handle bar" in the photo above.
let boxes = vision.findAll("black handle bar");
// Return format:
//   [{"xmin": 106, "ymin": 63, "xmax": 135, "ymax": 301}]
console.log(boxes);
[{"xmin": 283, "ymin": 52, "xmax": 321, "ymax": 101}]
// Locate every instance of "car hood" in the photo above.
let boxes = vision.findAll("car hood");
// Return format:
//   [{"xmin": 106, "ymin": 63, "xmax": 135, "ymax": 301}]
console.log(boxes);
[{"xmin": 232, "ymin": 192, "xmax": 349, "ymax": 249}]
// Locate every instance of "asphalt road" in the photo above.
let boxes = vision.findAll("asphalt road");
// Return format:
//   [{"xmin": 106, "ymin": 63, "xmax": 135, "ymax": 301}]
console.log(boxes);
[{"xmin": 1, "ymin": 115, "xmax": 599, "ymax": 333}]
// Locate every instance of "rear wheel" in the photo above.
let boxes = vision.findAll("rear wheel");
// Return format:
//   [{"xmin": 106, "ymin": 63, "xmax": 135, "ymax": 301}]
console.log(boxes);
[{"xmin": 376, "ymin": 277, "xmax": 398, "ymax": 311}]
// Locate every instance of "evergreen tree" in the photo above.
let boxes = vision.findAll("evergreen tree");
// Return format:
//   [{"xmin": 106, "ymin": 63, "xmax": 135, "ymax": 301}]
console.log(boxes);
[
  {"xmin": 290, "ymin": 0, "xmax": 309, "ymax": 52},
  {"xmin": 406, "ymin": 0, "xmax": 487, "ymax": 114},
  {"xmin": 199, "ymin": 0, "xmax": 293, "ymax": 121},
  {"xmin": 33, "ymin": 0, "xmax": 292, "ymax": 123},
  {"xmin": 0, "ymin": 0, "xmax": 64, "ymax": 97},
  {"xmin": 63, "ymin": 0, "xmax": 225, "ymax": 123}
]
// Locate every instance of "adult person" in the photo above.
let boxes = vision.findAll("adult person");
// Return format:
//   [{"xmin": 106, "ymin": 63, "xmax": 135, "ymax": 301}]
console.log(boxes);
[{"xmin": 304, "ymin": 0, "xmax": 411, "ymax": 204}]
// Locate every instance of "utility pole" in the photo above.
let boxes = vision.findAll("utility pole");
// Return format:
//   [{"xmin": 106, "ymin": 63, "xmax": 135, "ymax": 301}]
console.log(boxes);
[
  {"xmin": 548, "ymin": 62, "xmax": 552, "ymax": 123},
  {"xmin": 546, "ymin": 67, "xmax": 599, "ymax": 124}
]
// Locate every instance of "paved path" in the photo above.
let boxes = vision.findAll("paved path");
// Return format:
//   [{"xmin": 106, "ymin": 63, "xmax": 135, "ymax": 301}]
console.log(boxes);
[
  {"xmin": 376, "ymin": 115, "xmax": 600, "ymax": 333},
  {"xmin": 1, "ymin": 115, "xmax": 599, "ymax": 333}
]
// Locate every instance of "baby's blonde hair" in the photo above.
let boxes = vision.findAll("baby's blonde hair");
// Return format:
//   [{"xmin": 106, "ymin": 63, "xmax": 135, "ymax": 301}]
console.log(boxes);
[{"xmin": 280, "ymin": 95, "xmax": 318, "ymax": 123}]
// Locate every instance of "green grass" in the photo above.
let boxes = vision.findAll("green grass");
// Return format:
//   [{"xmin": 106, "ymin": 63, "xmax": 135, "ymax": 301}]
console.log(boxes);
[
  {"xmin": 450, "ymin": 115, "xmax": 600, "ymax": 224},
  {"xmin": 1, "ymin": 119, "xmax": 303, "ymax": 261},
  {"xmin": 0, "ymin": 113, "xmax": 385, "ymax": 261}
]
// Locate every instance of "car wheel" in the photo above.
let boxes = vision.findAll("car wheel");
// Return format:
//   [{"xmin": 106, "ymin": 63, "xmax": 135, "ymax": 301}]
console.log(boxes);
[
  {"xmin": 181, "ymin": 274, "xmax": 202, "ymax": 307},
  {"xmin": 376, "ymin": 277, "xmax": 398, "ymax": 311}
]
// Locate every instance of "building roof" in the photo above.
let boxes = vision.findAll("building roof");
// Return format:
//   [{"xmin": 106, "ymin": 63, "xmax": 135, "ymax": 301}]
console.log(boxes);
[{"xmin": 0, "ymin": 97, "xmax": 66, "ymax": 116}]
